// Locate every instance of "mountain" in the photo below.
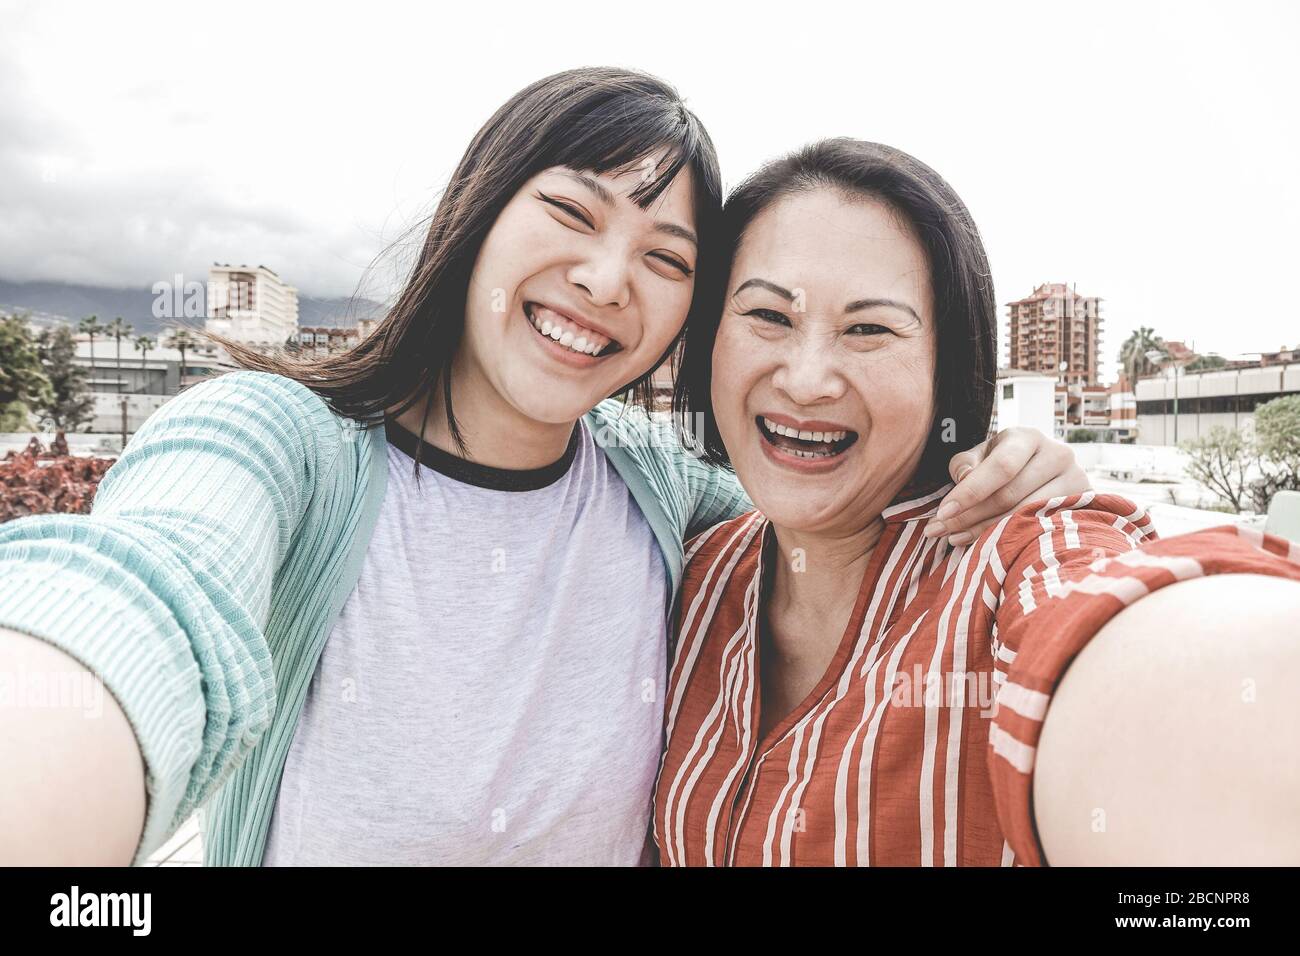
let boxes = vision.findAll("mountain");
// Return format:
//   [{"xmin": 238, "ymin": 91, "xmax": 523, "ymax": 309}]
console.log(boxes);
[{"xmin": 0, "ymin": 277, "xmax": 386, "ymax": 335}]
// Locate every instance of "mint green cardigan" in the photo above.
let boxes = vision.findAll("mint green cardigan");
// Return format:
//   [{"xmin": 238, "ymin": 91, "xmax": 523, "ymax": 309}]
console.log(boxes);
[{"xmin": 0, "ymin": 370, "xmax": 751, "ymax": 865}]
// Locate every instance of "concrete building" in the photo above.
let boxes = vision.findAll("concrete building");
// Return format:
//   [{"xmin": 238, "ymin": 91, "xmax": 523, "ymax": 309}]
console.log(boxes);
[
  {"xmin": 1137, "ymin": 360, "xmax": 1300, "ymax": 445},
  {"xmin": 205, "ymin": 263, "xmax": 299, "ymax": 347},
  {"xmin": 1053, "ymin": 383, "xmax": 1112, "ymax": 429},
  {"xmin": 295, "ymin": 325, "xmax": 362, "ymax": 357},
  {"xmin": 1006, "ymin": 282, "xmax": 1103, "ymax": 387},
  {"xmin": 70, "ymin": 335, "xmax": 235, "ymax": 432},
  {"xmin": 1108, "ymin": 375, "xmax": 1137, "ymax": 440},
  {"xmin": 996, "ymin": 369, "xmax": 1056, "ymax": 438}
]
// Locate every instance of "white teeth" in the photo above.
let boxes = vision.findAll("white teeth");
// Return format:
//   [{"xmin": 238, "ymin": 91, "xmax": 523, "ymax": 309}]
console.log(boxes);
[
  {"xmin": 761, "ymin": 417, "xmax": 850, "ymax": 444},
  {"xmin": 528, "ymin": 305, "xmax": 613, "ymax": 356},
  {"xmin": 789, "ymin": 447, "xmax": 834, "ymax": 459}
]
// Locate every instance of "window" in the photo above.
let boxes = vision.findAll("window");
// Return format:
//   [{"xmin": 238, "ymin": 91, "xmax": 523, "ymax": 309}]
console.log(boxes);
[{"xmin": 1002, "ymin": 383, "xmax": 1014, "ymax": 399}]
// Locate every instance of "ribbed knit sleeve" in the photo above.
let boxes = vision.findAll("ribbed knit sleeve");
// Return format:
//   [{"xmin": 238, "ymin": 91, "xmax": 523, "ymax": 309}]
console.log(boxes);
[
  {"xmin": 0, "ymin": 370, "xmax": 342, "ymax": 864},
  {"xmin": 677, "ymin": 452, "xmax": 750, "ymax": 539}
]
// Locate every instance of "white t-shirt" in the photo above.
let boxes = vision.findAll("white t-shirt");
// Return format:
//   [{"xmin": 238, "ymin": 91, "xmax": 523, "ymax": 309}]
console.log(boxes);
[{"xmin": 262, "ymin": 415, "xmax": 668, "ymax": 865}]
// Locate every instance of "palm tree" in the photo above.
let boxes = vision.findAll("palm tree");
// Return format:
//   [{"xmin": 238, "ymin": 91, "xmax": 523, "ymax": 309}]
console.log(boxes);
[
  {"xmin": 1117, "ymin": 326, "xmax": 1166, "ymax": 388},
  {"xmin": 78, "ymin": 314, "xmax": 104, "ymax": 389},
  {"xmin": 106, "ymin": 316, "xmax": 134, "ymax": 395},
  {"xmin": 133, "ymin": 335, "xmax": 156, "ymax": 394},
  {"xmin": 172, "ymin": 328, "xmax": 199, "ymax": 393}
]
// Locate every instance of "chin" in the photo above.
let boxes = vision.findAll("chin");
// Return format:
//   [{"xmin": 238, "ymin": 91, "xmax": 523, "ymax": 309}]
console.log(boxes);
[
  {"xmin": 755, "ymin": 499, "xmax": 843, "ymax": 534},
  {"xmin": 495, "ymin": 369, "xmax": 594, "ymax": 423}
]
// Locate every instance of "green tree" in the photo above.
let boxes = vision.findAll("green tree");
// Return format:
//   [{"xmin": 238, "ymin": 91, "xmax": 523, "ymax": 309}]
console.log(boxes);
[
  {"xmin": 1117, "ymin": 326, "xmax": 1166, "ymax": 386},
  {"xmin": 106, "ymin": 316, "xmax": 134, "ymax": 393},
  {"xmin": 1185, "ymin": 353, "xmax": 1228, "ymax": 373},
  {"xmin": 1181, "ymin": 396, "xmax": 1300, "ymax": 514},
  {"xmin": 134, "ymin": 334, "xmax": 156, "ymax": 395},
  {"xmin": 0, "ymin": 314, "xmax": 56, "ymax": 432},
  {"xmin": 1181, "ymin": 426, "xmax": 1251, "ymax": 512},
  {"xmin": 34, "ymin": 324, "xmax": 96, "ymax": 431},
  {"xmin": 78, "ymin": 314, "xmax": 104, "ymax": 385},
  {"xmin": 171, "ymin": 327, "xmax": 199, "ymax": 392},
  {"xmin": 1248, "ymin": 395, "xmax": 1300, "ymax": 512}
]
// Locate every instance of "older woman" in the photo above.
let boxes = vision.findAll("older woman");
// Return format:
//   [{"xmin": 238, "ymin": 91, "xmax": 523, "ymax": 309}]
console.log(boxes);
[{"xmin": 654, "ymin": 139, "xmax": 1300, "ymax": 866}]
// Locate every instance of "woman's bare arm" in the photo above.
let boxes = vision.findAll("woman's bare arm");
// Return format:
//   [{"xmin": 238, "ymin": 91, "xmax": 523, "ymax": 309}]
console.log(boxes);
[
  {"xmin": 0, "ymin": 626, "xmax": 145, "ymax": 865},
  {"xmin": 1032, "ymin": 573, "xmax": 1300, "ymax": 865}
]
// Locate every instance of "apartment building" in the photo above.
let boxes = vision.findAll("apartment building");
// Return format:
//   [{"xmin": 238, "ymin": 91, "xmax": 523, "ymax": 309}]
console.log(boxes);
[
  {"xmin": 1006, "ymin": 282, "xmax": 1103, "ymax": 386},
  {"xmin": 205, "ymin": 263, "xmax": 299, "ymax": 347}
]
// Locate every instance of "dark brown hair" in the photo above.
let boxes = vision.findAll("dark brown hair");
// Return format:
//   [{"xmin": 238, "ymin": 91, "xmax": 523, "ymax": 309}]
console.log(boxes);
[
  {"xmin": 672, "ymin": 137, "xmax": 997, "ymax": 485},
  {"xmin": 194, "ymin": 66, "xmax": 722, "ymax": 468}
]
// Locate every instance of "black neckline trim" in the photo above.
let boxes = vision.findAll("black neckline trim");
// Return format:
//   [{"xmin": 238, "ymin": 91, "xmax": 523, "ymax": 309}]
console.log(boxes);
[{"xmin": 383, "ymin": 417, "xmax": 581, "ymax": 492}]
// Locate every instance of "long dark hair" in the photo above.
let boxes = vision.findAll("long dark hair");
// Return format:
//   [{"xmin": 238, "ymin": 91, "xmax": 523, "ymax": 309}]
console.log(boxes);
[
  {"xmin": 672, "ymin": 137, "xmax": 997, "ymax": 485},
  {"xmin": 198, "ymin": 67, "xmax": 722, "ymax": 460}
]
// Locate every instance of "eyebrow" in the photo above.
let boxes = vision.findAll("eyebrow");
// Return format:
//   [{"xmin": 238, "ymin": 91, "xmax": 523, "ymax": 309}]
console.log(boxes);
[
  {"xmin": 560, "ymin": 171, "xmax": 698, "ymax": 247},
  {"xmin": 845, "ymin": 297, "xmax": 921, "ymax": 323},
  {"xmin": 733, "ymin": 278, "xmax": 921, "ymax": 323}
]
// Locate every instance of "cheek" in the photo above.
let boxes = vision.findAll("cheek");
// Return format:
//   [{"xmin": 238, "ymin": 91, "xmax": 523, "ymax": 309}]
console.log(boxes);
[
  {"xmin": 860, "ymin": 348, "xmax": 936, "ymax": 444},
  {"xmin": 471, "ymin": 206, "xmax": 547, "ymax": 294},
  {"xmin": 639, "ymin": 281, "xmax": 694, "ymax": 351},
  {"xmin": 710, "ymin": 321, "xmax": 759, "ymax": 439}
]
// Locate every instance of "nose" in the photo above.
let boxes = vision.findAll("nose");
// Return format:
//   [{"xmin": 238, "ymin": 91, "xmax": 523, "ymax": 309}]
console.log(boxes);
[
  {"xmin": 770, "ymin": 334, "xmax": 847, "ymax": 407},
  {"xmin": 567, "ymin": 242, "xmax": 632, "ymax": 311}
]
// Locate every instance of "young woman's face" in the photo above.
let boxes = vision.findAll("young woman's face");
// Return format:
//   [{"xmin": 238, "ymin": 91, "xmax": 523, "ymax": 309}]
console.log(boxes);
[
  {"xmin": 710, "ymin": 187, "xmax": 937, "ymax": 534},
  {"xmin": 461, "ymin": 159, "xmax": 699, "ymax": 424}
]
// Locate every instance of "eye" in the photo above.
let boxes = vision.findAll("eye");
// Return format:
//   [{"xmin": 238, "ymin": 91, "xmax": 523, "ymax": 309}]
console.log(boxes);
[
  {"xmin": 648, "ymin": 252, "xmax": 694, "ymax": 278},
  {"xmin": 848, "ymin": 323, "xmax": 891, "ymax": 336},
  {"xmin": 537, "ymin": 192, "xmax": 594, "ymax": 228},
  {"xmin": 744, "ymin": 308, "xmax": 791, "ymax": 327}
]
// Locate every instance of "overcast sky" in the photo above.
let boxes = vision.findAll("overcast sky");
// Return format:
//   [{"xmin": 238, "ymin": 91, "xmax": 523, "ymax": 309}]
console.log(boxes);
[{"xmin": 2, "ymin": 0, "xmax": 1296, "ymax": 382}]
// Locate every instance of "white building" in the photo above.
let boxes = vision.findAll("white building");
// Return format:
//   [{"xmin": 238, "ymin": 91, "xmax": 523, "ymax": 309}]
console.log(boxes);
[
  {"xmin": 70, "ymin": 336, "xmax": 235, "ymax": 432},
  {"xmin": 1136, "ymin": 361, "xmax": 1300, "ymax": 445},
  {"xmin": 996, "ymin": 370, "xmax": 1056, "ymax": 439},
  {"xmin": 205, "ymin": 263, "xmax": 299, "ymax": 347}
]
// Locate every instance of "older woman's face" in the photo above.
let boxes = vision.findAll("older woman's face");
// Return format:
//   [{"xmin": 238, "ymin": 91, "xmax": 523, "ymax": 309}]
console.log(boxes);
[{"xmin": 711, "ymin": 188, "xmax": 936, "ymax": 533}]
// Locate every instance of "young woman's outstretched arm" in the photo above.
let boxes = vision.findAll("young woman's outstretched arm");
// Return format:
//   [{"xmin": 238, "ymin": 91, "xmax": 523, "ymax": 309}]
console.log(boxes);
[
  {"xmin": 0, "ymin": 627, "xmax": 145, "ymax": 864},
  {"xmin": 0, "ymin": 370, "xmax": 344, "ymax": 864}
]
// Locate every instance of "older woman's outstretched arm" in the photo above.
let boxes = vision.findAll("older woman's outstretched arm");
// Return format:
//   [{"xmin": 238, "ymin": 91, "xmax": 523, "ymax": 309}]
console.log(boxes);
[
  {"xmin": 978, "ymin": 495, "xmax": 1300, "ymax": 866},
  {"xmin": 1032, "ymin": 572, "xmax": 1300, "ymax": 865}
]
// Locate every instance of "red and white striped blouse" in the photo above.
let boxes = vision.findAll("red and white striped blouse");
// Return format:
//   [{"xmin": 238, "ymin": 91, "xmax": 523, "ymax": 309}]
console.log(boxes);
[{"xmin": 653, "ymin": 486, "xmax": 1300, "ymax": 866}]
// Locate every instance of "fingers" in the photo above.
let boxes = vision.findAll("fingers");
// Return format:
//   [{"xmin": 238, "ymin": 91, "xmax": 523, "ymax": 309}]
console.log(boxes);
[
  {"xmin": 946, "ymin": 444, "xmax": 985, "ymax": 485},
  {"xmin": 925, "ymin": 432, "xmax": 1090, "ymax": 545},
  {"xmin": 925, "ymin": 430, "xmax": 1039, "ymax": 538}
]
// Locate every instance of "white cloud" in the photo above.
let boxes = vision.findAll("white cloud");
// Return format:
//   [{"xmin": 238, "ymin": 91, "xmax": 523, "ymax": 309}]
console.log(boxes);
[{"xmin": 1, "ymin": 0, "xmax": 1296, "ymax": 379}]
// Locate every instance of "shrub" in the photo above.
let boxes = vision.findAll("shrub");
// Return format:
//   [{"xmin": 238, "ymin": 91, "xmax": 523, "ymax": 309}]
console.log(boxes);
[{"xmin": 0, "ymin": 433, "xmax": 115, "ymax": 522}]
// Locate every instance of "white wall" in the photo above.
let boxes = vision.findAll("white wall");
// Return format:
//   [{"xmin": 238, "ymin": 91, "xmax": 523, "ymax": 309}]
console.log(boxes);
[
  {"xmin": 90, "ymin": 393, "xmax": 170, "ymax": 433},
  {"xmin": 997, "ymin": 375, "xmax": 1056, "ymax": 438}
]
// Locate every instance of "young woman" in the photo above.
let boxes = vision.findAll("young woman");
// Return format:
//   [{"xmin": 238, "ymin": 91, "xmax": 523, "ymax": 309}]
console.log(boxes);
[
  {"xmin": 0, "ymin": 72, "xmax": 1087, "ymax": 867},
  {"xmin": 654, "ymin": 138, "xmax": 1300, "ymax": 866}
]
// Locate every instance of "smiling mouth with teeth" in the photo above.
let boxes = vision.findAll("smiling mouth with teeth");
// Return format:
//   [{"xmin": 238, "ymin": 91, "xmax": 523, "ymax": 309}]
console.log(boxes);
[
  {"xmin": 526, "ymin": 302, "xmax": 623, "ymax": 358},
  {"xmin": 757, "ymin": 415, "xmax": 860, "ymax": 460}
]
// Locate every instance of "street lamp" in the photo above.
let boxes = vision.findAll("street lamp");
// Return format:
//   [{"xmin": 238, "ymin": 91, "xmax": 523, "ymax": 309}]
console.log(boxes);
[
  {"xmin": 1058, "ymin": 361, "xmax": 1070, "ymax": 434},
  {"xmin": 1146, "ymin": 348, "xmax": 1178, "ymax": 444}
]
